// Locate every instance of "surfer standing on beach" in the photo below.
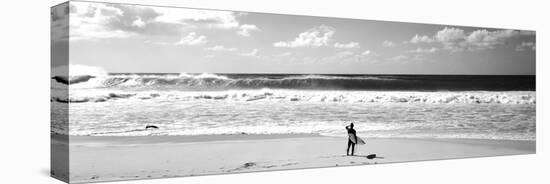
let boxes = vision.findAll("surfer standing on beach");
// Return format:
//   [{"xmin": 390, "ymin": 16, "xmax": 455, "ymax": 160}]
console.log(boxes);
[{"xmin": 346, "ymin": 123, "xmax": 357, "ymax": 156}]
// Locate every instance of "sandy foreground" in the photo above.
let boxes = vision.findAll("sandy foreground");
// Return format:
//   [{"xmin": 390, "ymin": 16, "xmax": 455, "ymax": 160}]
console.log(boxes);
[{"xmin": 52, "ymin": 134, "xmax": 535, "ymax": 183}]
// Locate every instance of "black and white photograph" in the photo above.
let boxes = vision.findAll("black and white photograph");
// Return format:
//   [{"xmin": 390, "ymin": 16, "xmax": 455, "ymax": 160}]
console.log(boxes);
[{"xmin": 50, "ymin": 1, "xmax": 535, "ymax": 183}]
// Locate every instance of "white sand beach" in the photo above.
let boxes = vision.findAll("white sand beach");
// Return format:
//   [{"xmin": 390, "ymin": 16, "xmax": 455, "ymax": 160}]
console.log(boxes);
[{"xmin": 52, "ymin": 134, "xmax": 535, "ymax": 183}]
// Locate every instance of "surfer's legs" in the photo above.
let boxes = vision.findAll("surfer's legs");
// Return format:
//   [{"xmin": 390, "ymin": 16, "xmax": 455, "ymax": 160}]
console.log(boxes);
[{"xmin": 346, "ymin": 140, "xmax": 352, "ymax": 156}]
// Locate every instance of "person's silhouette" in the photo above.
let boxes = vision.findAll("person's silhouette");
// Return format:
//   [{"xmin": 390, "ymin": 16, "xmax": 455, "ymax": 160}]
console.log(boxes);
[{"xmin": 345, "ymin": 123, "xmax": 357, "ymax": 156}]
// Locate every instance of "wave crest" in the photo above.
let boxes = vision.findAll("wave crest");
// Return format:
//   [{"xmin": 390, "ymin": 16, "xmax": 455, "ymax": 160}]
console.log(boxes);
[
  {"xmin": 54, "ymin": 90, "xmax": 536, "ymax": 104},
  {"xmin": 54, "ymin": 73, "xmax": 534, "ymax": 91}
]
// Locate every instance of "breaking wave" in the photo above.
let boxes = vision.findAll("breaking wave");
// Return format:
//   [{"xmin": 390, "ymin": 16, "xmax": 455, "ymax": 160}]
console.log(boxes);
[
  {"xmin": 51, "ymin": 73, "xmax": 535, "ymax": 91},
  {"xmin": 54, "ymin": 73, "xmax": 399, "ymax": 90},
  {"xmin": 52, "ymin": 89, "xmax": 536, "ymax": 104}
]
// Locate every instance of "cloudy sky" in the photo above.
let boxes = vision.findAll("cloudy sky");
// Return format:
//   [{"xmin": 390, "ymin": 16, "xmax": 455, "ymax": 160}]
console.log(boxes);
[{"xmin": 51, "ymin": 1, "xmax": 536, "ymax": 75}]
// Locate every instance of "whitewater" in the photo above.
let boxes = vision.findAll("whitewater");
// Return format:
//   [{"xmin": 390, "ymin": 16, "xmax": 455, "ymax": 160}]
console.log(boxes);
[{"xmin": 51, "ymin": 73, "xmax": 535, "ymax": 140}]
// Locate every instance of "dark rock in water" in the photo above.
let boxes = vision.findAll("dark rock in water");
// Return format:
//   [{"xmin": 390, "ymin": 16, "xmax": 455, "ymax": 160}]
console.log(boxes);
[
  {"xmin": 145, "ymin": 125, "xmax": 159, "ymax": 129},
  {"xmin": 214, "ymin": 95, "xmax": 228, "ymax": 100},
  {"xmin": 195, "ymin": 95, "xmax": 213, "ymax": 99},
  {"xmin": 54, "ymin": 97, "xmax": 91, "ymax": 103},
  {"xmin": 150, "ymin": 93, "xmax": 160, "ymax": 98},
  {"xmin": 108, "ymin": 93, "xmax": 134, "ymax": 98},
  {"xmin": 94, "ymin": 98, "xmax": 107, "ymax": 102},
  {"xmin": 246, "ymin": 95, "xmax": 266, "ymax": 101},
  {"xmin": 53, "ymin": 97, "xmax": 69, "ymax": 103},
  {"xmin": 242, "ymin": 162, "xmax": 256, "ymax": 168},
  {"xmin": 51, "ymin": 76, "xmax": 70, "ymax": 85},
  {"xmin": 52, "ymin": 75, "xmax": 95, "ymax": 85}
]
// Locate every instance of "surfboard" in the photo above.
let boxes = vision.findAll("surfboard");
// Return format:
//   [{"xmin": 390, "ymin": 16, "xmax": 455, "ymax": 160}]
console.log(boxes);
[
  {"xmin": 348, "ymin": 134, "xmax": 365, "ymax": 145},
  {"xmin": 356, "ymin": 137, "xmax": 366, "ymax": 145},
  {"xmin": 348, "ymin": 133, "xmax": 357, "ymax": 143}
]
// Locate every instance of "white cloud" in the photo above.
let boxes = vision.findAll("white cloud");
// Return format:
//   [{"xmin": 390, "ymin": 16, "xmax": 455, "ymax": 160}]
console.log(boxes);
[
  {"xmin": 274, "ymin": 25, "xmax": 363, "ymax": 50},
  {"xmin": 204, "ymin": 45, "xmax": 237, "ymax": 51},
  {"xmin": 153, "ymin": 6, "xmax": 261, "ymax": 36},
  {"xmin": 408, "ymin": 27, "xmax": 464, "ymax": 47},
  {"xmin": 334, "ymin": 42, "xmax": 360, "ymax": 49},
  {"xmin": 274, "ymin": 25, "xmax": 335, "ymax": 48},
  {"xmin": 132, "ymin": 18, "xmax": 146, "ymax": 28},
  {"xmin": 153, "ymin": 7, "xmax": 239, "ymax": 29},
  {"xmin": 407, "ymin": 47, "xmax": 439, "ymax": 53},
  {"xmin": 361, "ymin": 50, "xmax": 371, "ymax": 55},
  {"xmin": 175, "ymin": 32, "xmax": 207, "ymax": 46},
  {"xmin": 410, "ymin": 34, "xmax": 434, "ymax": 43},
  {"xmin": 240, "ymin": 49, "xmax": 259, "ymax": 57},
  {"xmin": 382, "ymin": 40, "xmax": 396, "ymax": 47},
  {"xmin": 515, "ymin": 42, "xmax": 536, "ymax": 51},
  {"xmin": 464, "ymin": 29, "xmax": 519, "ymax": 50},
  {"xmin": 68, "ymin": 2, "xmax": 260, "ymax": 41},
  {"xmin": 69, "ymin": 2, "xmax": 135, "ymax": 41},
  {"xmin": 435, "ymin": 27, "xmax": 466, "ymax": 43},
  {"xmin": 237, "ymin": 24, "xmax": 260, "ymax": 37},
  {"xmin": 408, "ymin": 27, "xmax": 523, "ymax": 52}
]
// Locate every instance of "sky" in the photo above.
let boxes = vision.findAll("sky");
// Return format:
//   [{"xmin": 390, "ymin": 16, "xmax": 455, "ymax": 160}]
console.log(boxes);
[{"xmin": 51, "ymin": 1, "xmax": 536, "ymax": 75}]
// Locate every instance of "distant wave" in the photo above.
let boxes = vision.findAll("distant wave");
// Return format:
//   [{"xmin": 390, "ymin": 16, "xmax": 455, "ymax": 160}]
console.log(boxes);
[
  {"xmin": 52, "ymin": 89, "xmax": 536, "ymax": 104},
  {"xmin": 51, "ymin": 73, "xmax": 535, "ymax": 91},
  {"xmin": 55, "ymin": 73, "xmax": 398, "ymax": 90}
]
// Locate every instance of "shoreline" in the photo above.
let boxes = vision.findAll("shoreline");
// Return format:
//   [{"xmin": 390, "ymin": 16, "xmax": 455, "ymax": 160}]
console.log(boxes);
[
  {"xmin": 59, "ymin": 133, "xmax": 537, "ymax": 143},
  {"xmin": 67, "ymin": 133, "xmax": 323, "ymax": 145},
  {"xmin": 54, "ymin": 134, "xmax": 535, "ymax": 183}
]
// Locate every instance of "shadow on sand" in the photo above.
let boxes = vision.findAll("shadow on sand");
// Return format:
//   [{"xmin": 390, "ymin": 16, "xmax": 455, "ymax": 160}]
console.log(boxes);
[{"xmin": 349, "ymin": 154, "xmax": 384, "ymax": 159}]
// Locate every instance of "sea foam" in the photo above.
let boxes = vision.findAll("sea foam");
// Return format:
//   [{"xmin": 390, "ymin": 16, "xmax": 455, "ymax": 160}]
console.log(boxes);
[{"xmin": 53, "ymin": 89, "xmax": 536, "ymax": 105}]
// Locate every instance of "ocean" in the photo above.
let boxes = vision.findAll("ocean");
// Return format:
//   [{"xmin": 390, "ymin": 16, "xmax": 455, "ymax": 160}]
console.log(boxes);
[{"xmin": 51, "ymin": 73, "xmax": 535, "ymax": 140}]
